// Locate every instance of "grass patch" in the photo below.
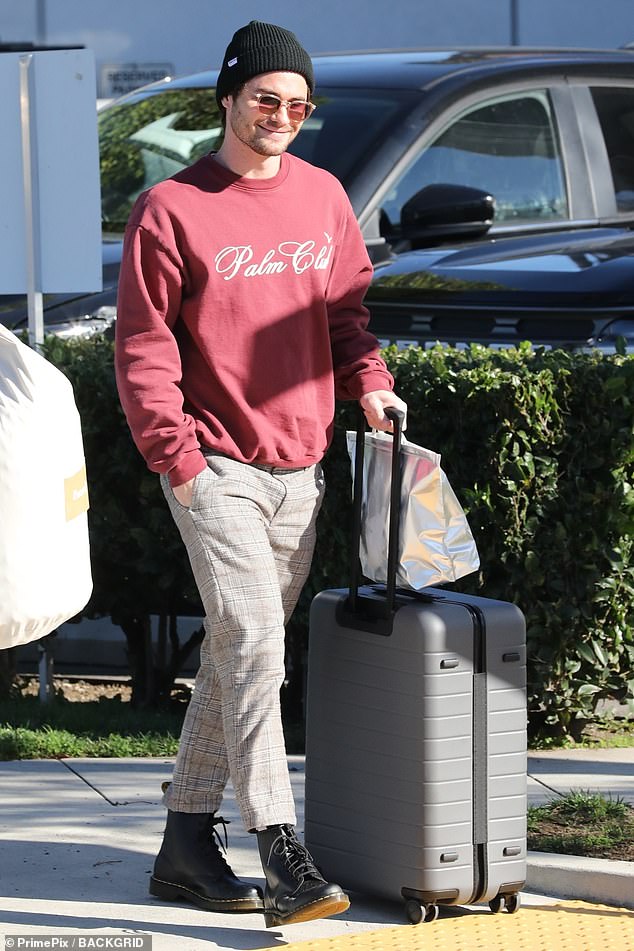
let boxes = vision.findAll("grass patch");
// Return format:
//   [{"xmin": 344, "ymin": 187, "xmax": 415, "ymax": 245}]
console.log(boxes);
[
  {"xmin": 528, "ymin": 790, "xmax": 634, "ymax": 861},
  {"xmin": 0, "ymin": 726, "xmax": 179, "ymax": 759},
  {"xmin": 530, "ymin": 716, "xmax": 634, "ymax": 750},
  {"xmin": 0, "ymin": 689, "xmax": 183, "ymax": 760},
  {"xmin": 579, "ymin": 717, "xmax": 634, "ymax": 748}
]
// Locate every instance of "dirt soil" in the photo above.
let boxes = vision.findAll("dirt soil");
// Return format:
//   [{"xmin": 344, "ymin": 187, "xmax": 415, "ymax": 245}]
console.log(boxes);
[{"xmin": 18, "ymin": 675, "xmax": 133, "ymax": 702}]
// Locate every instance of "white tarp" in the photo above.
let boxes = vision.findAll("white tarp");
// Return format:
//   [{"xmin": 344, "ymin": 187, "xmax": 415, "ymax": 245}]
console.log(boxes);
[{"xmin": 0, "ymin": 326, "xmax": 92, "ymax": 648}]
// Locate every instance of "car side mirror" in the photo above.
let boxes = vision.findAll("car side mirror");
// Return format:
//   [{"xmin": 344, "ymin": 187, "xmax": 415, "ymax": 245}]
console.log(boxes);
[{"xmin": 401, "ymin": 183, "xmax": 495, "ymax": 246}]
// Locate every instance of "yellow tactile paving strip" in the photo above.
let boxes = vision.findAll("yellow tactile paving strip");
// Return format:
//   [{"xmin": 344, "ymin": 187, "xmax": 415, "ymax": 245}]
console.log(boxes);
[{"xmin": 261, "ymin": 901, "xmax": 634, "ymax": 951}]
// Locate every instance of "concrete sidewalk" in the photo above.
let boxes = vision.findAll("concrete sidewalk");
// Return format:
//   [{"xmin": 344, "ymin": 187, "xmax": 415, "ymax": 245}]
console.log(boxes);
[{"xmin": 0, "ymin": 750, "xmax": 633, "ymax": 950}]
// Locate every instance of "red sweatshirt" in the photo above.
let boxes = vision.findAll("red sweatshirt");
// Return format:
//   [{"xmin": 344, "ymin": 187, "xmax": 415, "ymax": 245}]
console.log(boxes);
[{"xmin": 115, "ymin": 152, "xmax": 393, "ymax": 487}]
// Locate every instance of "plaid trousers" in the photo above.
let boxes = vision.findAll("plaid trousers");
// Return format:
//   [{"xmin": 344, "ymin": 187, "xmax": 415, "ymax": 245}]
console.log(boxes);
[{"xmin": 160, "ymin": 451, "xmax": 325, "ymax": 832}]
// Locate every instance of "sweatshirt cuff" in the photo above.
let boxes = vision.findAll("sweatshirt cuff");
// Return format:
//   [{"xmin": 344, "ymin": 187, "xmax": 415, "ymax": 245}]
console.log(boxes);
[
  {"xmin": 168, "ymin": 451, "xmax": 208, "ymax": 488},
  {"xmin": 345, "ymin": 369, "xmax": 394, "ymax": 401}
]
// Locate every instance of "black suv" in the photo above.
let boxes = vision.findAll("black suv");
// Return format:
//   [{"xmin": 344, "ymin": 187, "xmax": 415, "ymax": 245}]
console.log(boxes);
[{"xmin": 3, "ymin": 48, "xmax": 634, "ymax": 350}]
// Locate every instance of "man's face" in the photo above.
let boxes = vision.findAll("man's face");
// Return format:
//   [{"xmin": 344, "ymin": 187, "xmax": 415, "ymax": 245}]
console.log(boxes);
[{"xmin": 224, "ymin": 71, "xmax": 310, "ymax": 158}]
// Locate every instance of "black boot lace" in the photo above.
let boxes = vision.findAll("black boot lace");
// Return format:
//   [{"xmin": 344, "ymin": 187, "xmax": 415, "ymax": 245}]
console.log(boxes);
[
  {"xmin": 273, "ymin": 825, "xmax": 325, "ymax": 884},
  {"xmin": 200, "ymin": 815, "xmax": 232, "ymax": 873}
]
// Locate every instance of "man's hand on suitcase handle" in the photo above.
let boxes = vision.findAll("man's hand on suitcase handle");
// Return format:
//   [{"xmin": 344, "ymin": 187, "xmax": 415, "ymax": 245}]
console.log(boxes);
[{"xmin": 359, "ymin": 390, "xmax": 408, "ymax": 433}]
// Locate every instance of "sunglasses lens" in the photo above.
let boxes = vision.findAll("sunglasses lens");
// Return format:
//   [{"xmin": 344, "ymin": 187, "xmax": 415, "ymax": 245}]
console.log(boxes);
[
  {"xmin": 256, "ymin": 95, "xmax": 311, "ymax": 121},
  {"xmin": 257, "ymin": 95, "xmax": 281, "ymax": 114},
  {"xmin": 288, "ymin": 103, "xmax": 310, "ymax": 121}
]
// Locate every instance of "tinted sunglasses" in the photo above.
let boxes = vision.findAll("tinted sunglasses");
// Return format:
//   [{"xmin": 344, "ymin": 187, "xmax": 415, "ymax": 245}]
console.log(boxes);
[{"xmin": 252, "ymin": 93, "xmax": 316, "ymax": 122}]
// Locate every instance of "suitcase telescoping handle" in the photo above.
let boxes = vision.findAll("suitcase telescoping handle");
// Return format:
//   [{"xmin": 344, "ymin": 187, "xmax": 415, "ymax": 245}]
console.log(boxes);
[{"xmin": 348, "ymin": 404, "xmax": 406, "ymax": 619}]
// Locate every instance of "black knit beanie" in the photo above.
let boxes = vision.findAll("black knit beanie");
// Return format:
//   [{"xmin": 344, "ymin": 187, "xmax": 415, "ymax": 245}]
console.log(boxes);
[{"xmin": 216, "ymin": 20, "xmax": 314, "ymax": 106}]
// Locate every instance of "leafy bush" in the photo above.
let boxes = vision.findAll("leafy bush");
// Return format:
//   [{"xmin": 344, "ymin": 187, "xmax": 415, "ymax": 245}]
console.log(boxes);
[{"xmin": 43, "ymin": 336, "xmax": 634, "ymax": 737}]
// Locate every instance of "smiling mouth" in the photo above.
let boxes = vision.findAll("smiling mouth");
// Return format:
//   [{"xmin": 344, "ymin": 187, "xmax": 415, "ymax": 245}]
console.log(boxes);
[
  {"xmin": 258, "ymin": 122, "xmax": 292, "ymax": 135},
  {"xmin": 260, "ymin": 129, "xmax": 291, "ymax": 137}
]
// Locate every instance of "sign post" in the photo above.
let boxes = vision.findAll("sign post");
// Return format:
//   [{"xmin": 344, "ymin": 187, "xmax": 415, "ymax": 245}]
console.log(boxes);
[{"xmin": 19, "ymin": 54, "xmax": 44, "ymax": 347}]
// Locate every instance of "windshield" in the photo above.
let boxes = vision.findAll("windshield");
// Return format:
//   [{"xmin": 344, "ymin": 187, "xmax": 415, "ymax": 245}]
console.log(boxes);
[{"xmin": 98, "ymin": 84, "xmax": 409, "ymax": 233}]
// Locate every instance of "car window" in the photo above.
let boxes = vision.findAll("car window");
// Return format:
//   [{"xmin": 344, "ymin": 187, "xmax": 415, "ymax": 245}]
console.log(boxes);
[
  {"xmin": 590, "ymin": 86, "xmax": 634, "ymax": 212},
  {"xmin": 380, "ymin": 90, "xmax": 568, "ymax": 235},
  {"xmin": 99, "ymin": 88, "xmax": 224, "ymax": 232}
]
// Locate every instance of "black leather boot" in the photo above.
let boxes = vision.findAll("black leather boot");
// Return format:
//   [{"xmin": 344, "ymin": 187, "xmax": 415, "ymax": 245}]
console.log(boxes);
[
  {"xmin": 257, "ymin": 824, "xmax": 349, "ymax": 927},
  {"xmin": 150, "ymin": 811, "xmax": 264, "ymax": 913}
]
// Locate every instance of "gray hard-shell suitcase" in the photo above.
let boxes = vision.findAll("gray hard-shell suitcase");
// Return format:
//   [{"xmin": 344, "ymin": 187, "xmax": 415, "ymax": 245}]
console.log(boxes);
[{"xmin": 304, "ymin": 408, "xmax": 527, "ymax": 924}]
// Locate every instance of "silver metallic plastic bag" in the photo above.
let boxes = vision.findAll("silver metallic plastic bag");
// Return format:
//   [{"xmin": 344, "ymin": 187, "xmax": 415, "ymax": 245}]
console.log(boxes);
[{"xmin": 346, "ymin": 429, "xmax": 480, "ymax": 590}]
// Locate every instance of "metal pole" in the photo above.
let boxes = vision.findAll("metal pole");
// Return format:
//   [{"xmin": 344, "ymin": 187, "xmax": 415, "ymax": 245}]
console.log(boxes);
[
  {"xmin": 19, "ymin": 53, "xmax": 44, "ymax": 349},
  {"xmin": 510, "ymin": 0, "xmax": 520, "ymax": 46},
  {"xmin": 20, "ymin": 47, "xmax": 52, "ymax": 697},
  {"xmin": 38, "ymin": 637, "xmax": 54, "ymax": 703},
  {"xmin": 36, "ymin": 0, "xmax": 47, "ymax": 46}
]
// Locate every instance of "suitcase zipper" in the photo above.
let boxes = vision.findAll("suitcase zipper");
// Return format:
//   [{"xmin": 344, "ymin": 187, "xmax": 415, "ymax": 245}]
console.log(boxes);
[
  {"xmin": 464, "ymin": 601, "xmax": 489, "ymax": 905},
  {"xmin": 425, "ymin": 593, "xmax": 489, "ymax": 905}
]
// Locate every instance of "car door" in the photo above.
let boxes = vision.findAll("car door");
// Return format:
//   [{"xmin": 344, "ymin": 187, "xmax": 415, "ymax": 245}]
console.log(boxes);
[{"xmin": 360, "ymin": 81, "xmax": 580, "ymax": 250}]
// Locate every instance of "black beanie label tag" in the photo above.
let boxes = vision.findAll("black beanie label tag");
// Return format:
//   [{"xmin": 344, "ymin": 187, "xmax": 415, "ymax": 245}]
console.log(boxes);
[{"xmin": 228, "ymin": 57, "xmax": 238, "ymax": 67}]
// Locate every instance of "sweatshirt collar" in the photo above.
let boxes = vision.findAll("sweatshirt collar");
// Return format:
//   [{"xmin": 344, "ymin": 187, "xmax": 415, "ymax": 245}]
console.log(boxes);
[{"xmin": 206, "ymin": 151, "xmax": 291, "ymax": 190}]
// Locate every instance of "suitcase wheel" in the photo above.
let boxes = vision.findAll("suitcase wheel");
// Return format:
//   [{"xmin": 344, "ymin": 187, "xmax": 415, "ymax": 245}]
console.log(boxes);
[
  {"xmin": 489, "ymin": 892, "xmax": 521, "ymax": 914},
  {"xmin": 405, "ymin": 899, "xmax": 439, "ymax": 924},
  {"xmin": 506, "ymin": 893, "xmax": 521, "ymax": 914}
]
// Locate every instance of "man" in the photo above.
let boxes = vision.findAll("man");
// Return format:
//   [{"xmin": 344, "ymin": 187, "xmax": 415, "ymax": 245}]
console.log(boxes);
[{"xmin": 115, "ymin": 20, "xmax": 407, "ymax": 928}]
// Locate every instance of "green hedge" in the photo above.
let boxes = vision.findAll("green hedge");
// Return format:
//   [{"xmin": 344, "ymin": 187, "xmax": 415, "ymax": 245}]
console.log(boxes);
[{"xmin": 44, "ymin": 336, "xmax": 634, "ymax": 736}]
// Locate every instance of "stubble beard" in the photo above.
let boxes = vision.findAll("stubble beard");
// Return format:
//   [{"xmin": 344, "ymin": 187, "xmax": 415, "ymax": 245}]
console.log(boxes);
[{"xmin": 229, "ymin": 111, "xmax": 297, "ymax": 158}]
